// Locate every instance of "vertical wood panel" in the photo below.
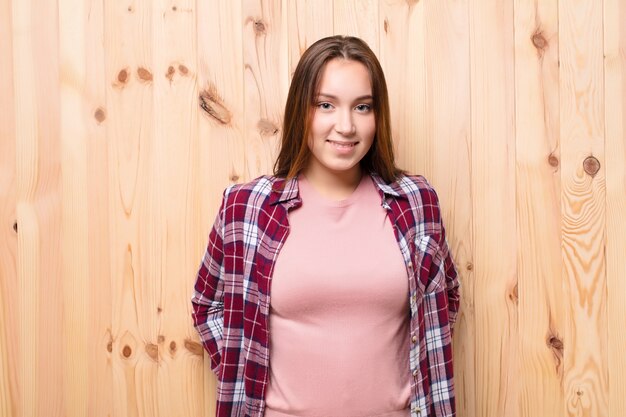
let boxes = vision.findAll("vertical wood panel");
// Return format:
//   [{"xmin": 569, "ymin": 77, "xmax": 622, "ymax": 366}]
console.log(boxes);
[
  {"xmin": 59, "ymin": 0, "xmax": 89, "ymax": 415},
  {"xmin": 243, "ymin": 0, "xmax": 288, "ymax": 179},
  {"xmin": 151, "ymin": 0, "xmax": 204, "ymax": 416},
  {"xmin": 0, "ymin": 0, "xmax": 19, "ymax": 415},
  {"xmin": 468, "ymin": 1, "xmax": 518, "ymax": 417},
  {"xmin": 558, "ymin": 0, "xmax": 608, "ymax": 416},
  {"xmin": 13, "ymin": 0, "xmax": 64, "ymax": 415},
  {"xmin": 104, "ymin": 1, "xmax": 157, "ymax": 415},
  {"xmin": 83, "ymin": 0, "xmax": 113, "ymax": 415},
  {"xmin": 604, "ymin": 0, "xmax": 626, "ymax": 416},
  {"xmin": 380, "ymin": 0, "xmax": 427, "ymax": 172},
  {"xmin": 514, "ymin": 2, "xmax": 564, "ymax": 417}
]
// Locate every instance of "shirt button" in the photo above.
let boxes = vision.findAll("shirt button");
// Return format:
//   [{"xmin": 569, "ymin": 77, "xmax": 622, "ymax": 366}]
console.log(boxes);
[
  {"xmin": 412, "ymin": 369, "xmax": 418, "ymax": 377},
  {"xmin": 407, "ymin": 261, "xmax": 413, "ymax": 269},
  {"xmin": 411, "ymin": 335, "xmax": 417, "ymax": 343},
  {"xmin": 413, "ymin": 406, "xmax": 421, "ymax": 414}
]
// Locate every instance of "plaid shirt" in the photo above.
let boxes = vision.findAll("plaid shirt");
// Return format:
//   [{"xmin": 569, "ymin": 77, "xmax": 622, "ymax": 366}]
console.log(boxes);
[{"xmin": 192, "ymin": 172, "xmax": 460, "ymax": 417}]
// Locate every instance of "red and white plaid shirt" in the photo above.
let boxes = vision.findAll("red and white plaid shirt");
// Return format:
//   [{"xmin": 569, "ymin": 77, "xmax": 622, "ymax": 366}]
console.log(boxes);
[{"xmin": 192, "ymin": 172, "xmax": 460, "ymax": 417}]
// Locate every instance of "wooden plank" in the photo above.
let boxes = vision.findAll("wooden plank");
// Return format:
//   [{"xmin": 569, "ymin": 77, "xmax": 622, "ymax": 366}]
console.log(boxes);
[
  {"xmin": 104, "ymin": 1, "xmax": 158, "ymax": 416},
  {"xmin": 287, "ymin": 0, "xmax": 333, "ymax": 79},
  {"xmin": 58, "ymin": 0, "xmax": 89, "ymax": 415},
  {"xmin": 379, "ymin": 0, "xmax": 427, "ymax": 172},
  {"xmin": 82, "ymin": 0, "xmax": 113, "ymax": 415},
  {"xmin": 13, "ymin": 0, "xmax": 64, "ymax": 415},
  {"xmin": 0, "ymin": 0, "xmax": 19, "ymax": 416},
  {"xmin": 513, "ymin": 2, "xmax": 564, "ymax": 417},
  {"xmin": 421, "ymin": 1, "xmax": 473, "ymax": 417},
  {"xmin": 196, "ymin": 0, "xmax": 246, "ymax": 414},
  {"xmin": 243, "ymin": 0, "xmax": 289, "ymax": 179},
  {"xmin": 150, "ymin": 0, "xmax": 204, "ymax": 416},
  {"xmin": 558, "ymin": 1, "xmax": 608, "ymax": 416},
  {"xmin": 604, "ymin": 0, "xmax": 626, "ymax": 416},
  {"xmin": 468, "ymin": 1, "xmax": 518, "ymax": 416},
  {"xmin": 333, "ymin": 0, "xmax": 379, "ymax": 54}
]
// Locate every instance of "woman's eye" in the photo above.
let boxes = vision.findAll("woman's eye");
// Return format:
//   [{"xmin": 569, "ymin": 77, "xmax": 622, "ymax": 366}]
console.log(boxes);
[
  {"xmin": 317, "ymin": 102, "xmax": 333, "ymax": 110},
  {"xmin": 355, "ymin": 104, "xmax": 371, "ymax": 112}
]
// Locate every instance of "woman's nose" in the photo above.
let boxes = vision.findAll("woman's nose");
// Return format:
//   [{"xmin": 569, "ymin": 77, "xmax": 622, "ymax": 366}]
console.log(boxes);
[{"xmin": 334, "ymin": 109, "xmax": 356, "ymax": 136}]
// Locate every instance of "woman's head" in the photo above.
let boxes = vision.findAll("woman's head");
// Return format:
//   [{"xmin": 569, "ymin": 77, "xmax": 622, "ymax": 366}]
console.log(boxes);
[{"xmin": 273, "ymin": 35, "xmax": 402, "ymax": 183}]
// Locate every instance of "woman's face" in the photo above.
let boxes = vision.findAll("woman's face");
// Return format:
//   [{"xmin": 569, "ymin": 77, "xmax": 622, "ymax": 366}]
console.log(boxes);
[{"xmin": 304, "ymin": 59, "xmax": 376, "ymax": 181}]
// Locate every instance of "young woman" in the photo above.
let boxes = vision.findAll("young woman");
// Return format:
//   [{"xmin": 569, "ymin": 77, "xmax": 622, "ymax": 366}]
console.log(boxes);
[{"xmin": 192, "ymin": 36, "xmax": 460, "ymax": 417}]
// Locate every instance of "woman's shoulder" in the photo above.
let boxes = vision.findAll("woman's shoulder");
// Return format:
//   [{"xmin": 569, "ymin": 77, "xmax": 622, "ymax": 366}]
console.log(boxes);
[
  {"xmin": 221, "ymin": 174, "xmax": 285, "ymax": 206},
  {"xmin": 378, "ymin": 172, "xmax": 439, "ymax": 202}
]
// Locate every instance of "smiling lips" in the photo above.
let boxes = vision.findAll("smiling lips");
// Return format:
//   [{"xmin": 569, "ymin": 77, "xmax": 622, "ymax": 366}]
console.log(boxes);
[{"xmin": 326, "ymin": 139, "xmax": 359, "ymax": 150}]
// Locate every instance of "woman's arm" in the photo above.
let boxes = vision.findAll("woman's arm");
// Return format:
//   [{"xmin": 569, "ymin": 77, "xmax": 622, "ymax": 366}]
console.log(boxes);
[{"xmin": 191, "ymin": 194, "xmax": 227, "ymax": 376}]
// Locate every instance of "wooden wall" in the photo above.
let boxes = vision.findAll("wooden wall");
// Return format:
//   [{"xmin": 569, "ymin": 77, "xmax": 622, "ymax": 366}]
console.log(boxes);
[{"xmin": 1, "ymin": 0, "xmax": 624, "ymax": 416}]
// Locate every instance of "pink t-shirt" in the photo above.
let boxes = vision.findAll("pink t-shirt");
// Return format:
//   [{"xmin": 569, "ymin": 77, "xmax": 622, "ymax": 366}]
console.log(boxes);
[{"xmin": 264, "ymin": 174, "xmax": 411, "ymax": 417}]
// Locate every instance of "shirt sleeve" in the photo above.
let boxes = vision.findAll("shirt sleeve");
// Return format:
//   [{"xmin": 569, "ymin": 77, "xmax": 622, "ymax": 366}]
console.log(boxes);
[
  {"xmin": 191, "ymin": 192, "xmax": 227, "ymax": 376},
  {"xmin": 439, "ymin": 224, "xmax": 460, "ymax": 331}
]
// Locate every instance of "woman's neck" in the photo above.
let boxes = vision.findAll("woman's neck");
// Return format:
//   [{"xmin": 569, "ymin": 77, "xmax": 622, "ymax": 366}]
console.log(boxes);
[{"xmin": 301, "ymin": 166, "xmax": 364, "ymax": 201}]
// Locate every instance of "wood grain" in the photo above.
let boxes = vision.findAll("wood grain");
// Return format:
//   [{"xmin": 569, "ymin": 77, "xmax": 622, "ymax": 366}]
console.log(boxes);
[
  {"xmin": 514, "ymin": 1, "xmax": 564, "ymax": 416},
  {"xmin": 333, "ymin": 0, "xmax": 379, "ymax": 55},
  {"xmin": 151, "ymin": 0, "xmax": 204, "ymax": 416},
  {"xmin": 604, "ymin": 1, "xmax": 626, "ymax": 416},
  {"xmin": 0, "ymin": 0, "xmax": 18, "ymax": 415},
  {"xmin": 59, "ymin": 0, "xmax": 89, "ymax": 415},
  {"xmin": 105, "ymin": 1, "xmax": 158, "ymax": 416},
  {"xmin": 379, "ymin": 0, "xmax": 427, "ymax": 172},
  {"xmin": 243, "ymin": 0, "xmax": 288, "ymax": 180},
  {"xmin": 559, "ymin": 1, "xmax": 608, "ymax": 416},
  {"xmin": 82, "ymin": 0, "xmax": 114, "ymax": 415},
  {"xmin": 287, "ymin": 0, "xmax": 333, "ymax": 79},
  {"xmin": 468, "ymin": 1, "xmax": 519, "ymax": 417}
]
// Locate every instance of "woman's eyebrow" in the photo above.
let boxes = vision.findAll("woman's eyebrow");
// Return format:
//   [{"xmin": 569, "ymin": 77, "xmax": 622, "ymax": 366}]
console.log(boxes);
[{"xmin": 317, "ymin": 93, "xmax": 374, "ymax": 101}]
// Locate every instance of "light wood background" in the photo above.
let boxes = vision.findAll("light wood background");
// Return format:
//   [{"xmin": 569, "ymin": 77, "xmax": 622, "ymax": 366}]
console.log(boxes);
[{"xmin": 1, "ymin": 0, "xmax": 625, "ymax": 416}]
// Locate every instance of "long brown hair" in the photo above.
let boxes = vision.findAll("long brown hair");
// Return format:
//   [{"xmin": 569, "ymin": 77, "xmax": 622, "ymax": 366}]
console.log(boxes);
[{"xmin": 273, "ymin": 35, "xmax": 403, "ymax": 183}]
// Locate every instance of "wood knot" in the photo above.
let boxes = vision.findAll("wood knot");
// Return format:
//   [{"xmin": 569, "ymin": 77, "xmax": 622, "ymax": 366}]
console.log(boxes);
[
  {"xmin": 509, "ymin": 283, "xmax": 518, "ymax": 304},
  {"xmin": 13, "ymin": 221, "xmax": 18, "ymax": 233},
  {"xmin": 531, "ymin": 30, "xmax": 548, "ymax": 53},
  {"xmin": 172, "ymin": 5, "xmax": 177, "ymax": 11},
  {"xmin": 166, "ymin": 66, "xmax": 175, "ymax": 81},
  {"xmin": 548, "ymin": 153, "xmax": 559, "ymax": 168},
  {"xmin": 117, "ymin": 69, "xmax": 129, "ymax": 84},
  {"xmin": 169, "ymin": 341, "xmax": 177, "ymax": 353},
  {"xmin": 576, "ymin": 388, "xmax": 584, "ymax": 396},
  {"xmin": 583, "ymin": 156, "xmax": 600, "ymax": 177},
  {"xmin": 254, "ymin": 19, "xmax": 266, "ymax": 35},
  {"xmin": 257, "ymin": 119, "xmax": 279, "ymax": 137},
  {"xmin": 384, "ymin": 19, "xmax": 389, "ymax": 34},
  {"xmin": 127, "ymin": 6, "xmax": 133, "ymax": 12},
  {"xmin": 94, "ymin": 107, "xmax": 106, "ymax": 123},
  {"xmin": 178, "ymin": 64, "xmax": 189, "ymax": 75},
  {"xmin": 466, "ymin": 262, "xmax": 473, "ymax": 271},
  {"xmin": 157, "ymin": 335, "xmax": 165, "ymax": 343},
  {"xmin": 137, "ymin": 67, "xmax": 153, "ymax": 82},
  {"xmin": 230, "ymin": 174, "xmax": 240, "ymax": 182},
  {"xmin": 157, "ymin": 306, "xmax": 162, "ymax": 313},
  {"xmin": 145, "ymin": 343, "xmax": 159, "ymax": 361},
  {"xmin": 106, "ymin": 341, "xmax": 113, "ymax": 353},
  {"xmin": 199, "ymin": 85, "xmax": 232, "ymax": 125},
  {"xmin": 548, "ymin": 335, "xmax": 563, "ymax": 351},
  {"xmin": 184, "ymin": 339, "xmax": 203, "ymax": 356},
  {"xmin": 122, "ymin": 345, "xmax": 132, "ymax": 358}
]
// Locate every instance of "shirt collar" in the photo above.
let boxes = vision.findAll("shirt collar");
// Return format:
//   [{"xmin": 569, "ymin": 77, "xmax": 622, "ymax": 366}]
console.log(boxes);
[{"xmin": 269, "ymin": 171, "xmax": 408, "ymax": 206}]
